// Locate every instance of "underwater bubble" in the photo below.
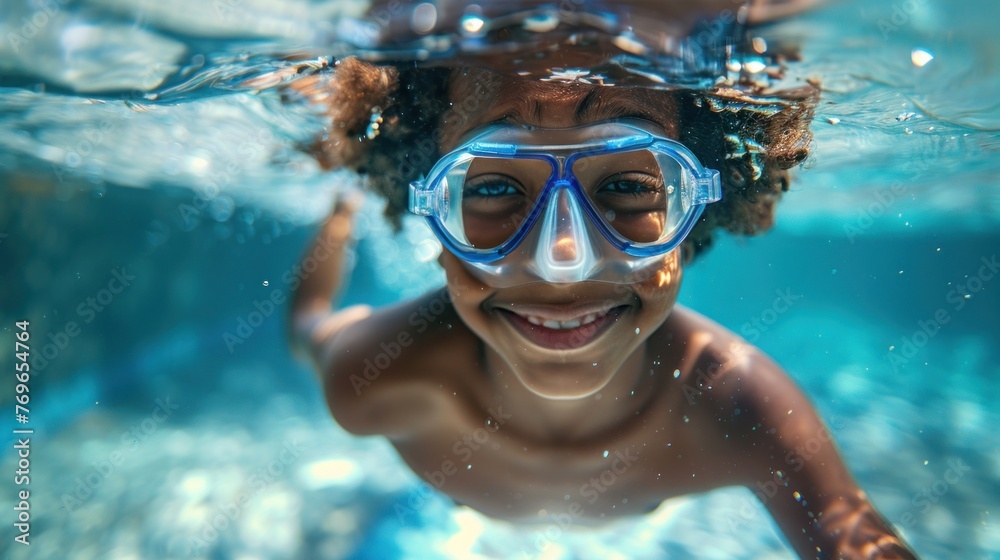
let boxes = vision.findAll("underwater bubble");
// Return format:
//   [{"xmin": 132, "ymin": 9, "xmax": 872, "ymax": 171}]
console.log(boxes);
[
  {"xmin": 410, "ymin": 3, "xmax": 437, "ymax": 35},
  {"xmin": 523, "ymin": 12, "xmax": 559, "ymax": 33},
  {"xmin": 743, "ymin": 60, "xmax": 766, "ymax": 74},
  {"xmin": 208, "ymin": 195, "xmax": 235, "ymax": 222},
  {"xmin": 603, "ymin": 450, "xmax": 609, "ymax": 458},
  {"xmin": 911, "ymin": 48, "xmax": 934, "ymax": 67},
  {"xmin": 460, "ymin": 15, "xmax": 486, "ymax": 37},
  {"xmin": 673, "ymin": 369, "xmax": 680, "ymax": 379},
  {"xmin": 145, "ymin": 220, "xmax": 171, "ymax": 248},
  {"xmin": 263, "ymin": 280, "xmax": 269, "ymax": 286},
  {"xmin": 612, "ymin": 34, "xmax": 647, "ymax": 55}
]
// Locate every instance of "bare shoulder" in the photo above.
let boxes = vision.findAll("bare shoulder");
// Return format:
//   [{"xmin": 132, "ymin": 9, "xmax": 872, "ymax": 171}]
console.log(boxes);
[
  {"xmin": 661, "ymin": 310, "xmax": 917, "ymax": 557},
  {"xmin": 660, "ymin": 306, "xmax": 820, "ymax": 445},
  {"xmin": 322, "ymin": 288, "xmax": 479, "ymax": 437},
  {"xmin": 662, "ymin": 305, "xmax": 800, "ymax": 399}
]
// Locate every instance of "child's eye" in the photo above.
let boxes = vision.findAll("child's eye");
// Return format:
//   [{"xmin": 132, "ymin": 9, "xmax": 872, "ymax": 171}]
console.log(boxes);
[
  {"xmin": 464, "ymin": 175, "xmax": 522, "ymax": 198},
  {"xmin": 597, "ymin": 173, "xmax": 664, "ymax": 198}
]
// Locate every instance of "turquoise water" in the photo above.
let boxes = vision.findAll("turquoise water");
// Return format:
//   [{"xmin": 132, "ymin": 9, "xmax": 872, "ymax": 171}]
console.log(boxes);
[{"xmin": 1, "ymin": 0, "xmax": 998, "ymax": 558}]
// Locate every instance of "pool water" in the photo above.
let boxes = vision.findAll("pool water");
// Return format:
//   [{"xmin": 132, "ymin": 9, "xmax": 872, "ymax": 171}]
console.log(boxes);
[{"xmin": 1, "ymin": 0, "xmax": 998, "ymax": 558}]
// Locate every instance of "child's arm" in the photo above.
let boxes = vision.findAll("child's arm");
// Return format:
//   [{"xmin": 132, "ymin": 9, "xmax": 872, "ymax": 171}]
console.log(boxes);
[
  {"xmin": 288, "ymin": 198, "xmax": 371, "ymax": 370},
  {"xmin": 727, "ymin": 352, "xmax": 919, "ymax": 559}
]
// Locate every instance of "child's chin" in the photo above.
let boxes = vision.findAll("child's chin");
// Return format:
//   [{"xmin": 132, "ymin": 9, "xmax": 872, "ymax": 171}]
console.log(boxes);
[{"xmin": 512, "ymin": 368, "xmax": 614, "ymax": 400}]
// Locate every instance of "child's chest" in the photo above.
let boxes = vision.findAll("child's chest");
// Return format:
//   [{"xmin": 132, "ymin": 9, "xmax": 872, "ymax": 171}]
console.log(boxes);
[{"xmin": 389, "ymin": 403, "xmax": 733, "ymax": 521}]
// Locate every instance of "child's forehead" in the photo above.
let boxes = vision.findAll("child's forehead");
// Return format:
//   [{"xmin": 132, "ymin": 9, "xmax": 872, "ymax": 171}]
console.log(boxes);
[{"xmin": 440, "ymin": 68, "xmax": 682, "ymax": 151}]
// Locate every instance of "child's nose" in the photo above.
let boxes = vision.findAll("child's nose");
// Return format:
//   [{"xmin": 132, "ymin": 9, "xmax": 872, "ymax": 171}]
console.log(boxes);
[
  {"xmin": 550, "ymin": 189, "xmax": 580, "ymax": 263},
  {"xmin": 552, "ymin": 235, "xmax": 578, "ymax": 262},
  {"xmin": 534, "ymin": 185, "xmax": 597, "ymax": 283}
]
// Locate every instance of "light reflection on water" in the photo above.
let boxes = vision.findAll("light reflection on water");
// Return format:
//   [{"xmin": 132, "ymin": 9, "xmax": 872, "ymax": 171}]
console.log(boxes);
[{"xmin": 0, "ymin": 0, "xmax": 996, "ymax": 231}]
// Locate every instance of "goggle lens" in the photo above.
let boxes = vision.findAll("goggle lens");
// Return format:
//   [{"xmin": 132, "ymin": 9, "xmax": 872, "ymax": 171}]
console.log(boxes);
[{"xmin": 443, "ymin": 150, "xmax": 685, "ymax": 251}]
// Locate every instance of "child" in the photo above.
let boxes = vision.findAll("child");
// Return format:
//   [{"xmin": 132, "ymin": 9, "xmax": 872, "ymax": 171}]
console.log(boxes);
[{"xmin": 284, "ymin": 14, "xmax": 919, "ymax": 559}]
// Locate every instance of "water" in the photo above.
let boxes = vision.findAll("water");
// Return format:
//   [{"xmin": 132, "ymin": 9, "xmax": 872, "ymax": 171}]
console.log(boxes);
[{"xmin": 1, "ymin": 0, "xmax": 998, "ymax": 558}]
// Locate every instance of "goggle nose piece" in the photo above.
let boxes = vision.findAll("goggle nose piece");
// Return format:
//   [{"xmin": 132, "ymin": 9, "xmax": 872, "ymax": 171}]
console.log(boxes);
[{"xmin": 533, "ymin": 182, "xmax": 599, "ymax": 283}]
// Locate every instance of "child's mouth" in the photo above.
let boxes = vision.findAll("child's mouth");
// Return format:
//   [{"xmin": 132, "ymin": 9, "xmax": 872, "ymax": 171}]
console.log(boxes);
[{"xmin": 499, "ymin": 305, "xmax": 628, "ymax": 350}]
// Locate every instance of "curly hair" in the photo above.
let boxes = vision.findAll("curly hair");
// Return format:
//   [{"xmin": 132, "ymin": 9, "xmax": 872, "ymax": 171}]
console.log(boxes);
[{"xmin": 288, "ymin": 57, "xmax": 818, "ymax": 263}]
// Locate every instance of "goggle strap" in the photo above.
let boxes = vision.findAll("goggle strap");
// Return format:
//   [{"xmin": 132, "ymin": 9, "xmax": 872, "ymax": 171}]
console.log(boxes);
[
  {"xmin": 409, "ymin": 179, "xmax": 435, "ymax": 216},
  {"xmin": 694, "ymin": 169, "xmax": 722, "ymax": 205}
]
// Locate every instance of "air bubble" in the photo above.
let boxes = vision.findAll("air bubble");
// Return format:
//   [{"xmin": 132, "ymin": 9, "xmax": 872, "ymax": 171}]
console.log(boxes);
[
  {"xmin": 460, "ymin": 14, "xmax": 486, "ymax": 36},
  {"xmin": 410, "ymin": 3, "xmax": 438, "ymax": 35},
  {"xmin": 911, "ymin": 48, "xmax": 934, "ymax": 67},
  {"xmin": 523, "ymin": 12, "xmax": 559, "ymax": 33}
]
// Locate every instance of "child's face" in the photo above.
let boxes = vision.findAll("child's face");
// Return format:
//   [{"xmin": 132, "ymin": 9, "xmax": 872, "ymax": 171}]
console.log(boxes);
[{"xmin": 436, "ymin": 71, "xmax": 685, "ymax": 399}]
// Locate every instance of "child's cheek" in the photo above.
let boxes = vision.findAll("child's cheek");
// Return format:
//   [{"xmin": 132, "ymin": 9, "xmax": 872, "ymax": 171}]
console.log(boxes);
[
  {"xmin": 441, "ymin": 253, "xmax": 489, "ymax": 302},
  {"xmin": 635, "ymin": 252, "xmax": 683, "ymax": 319},
  {"xmin": 439, "ymin": 251, "xmax": 494, "ymax": 328}
]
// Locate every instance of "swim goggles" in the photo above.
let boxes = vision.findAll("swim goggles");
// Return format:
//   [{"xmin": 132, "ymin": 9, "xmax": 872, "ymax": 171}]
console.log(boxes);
[{"xmin": 409, "ymin": 119, "xmax": 721, "ymax": 287}]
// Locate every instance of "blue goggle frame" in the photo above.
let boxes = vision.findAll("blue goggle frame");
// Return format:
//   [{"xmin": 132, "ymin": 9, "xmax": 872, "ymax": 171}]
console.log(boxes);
[{"xmin": 409, "ymin": 119, "xmax": 722, "ymax": 285}]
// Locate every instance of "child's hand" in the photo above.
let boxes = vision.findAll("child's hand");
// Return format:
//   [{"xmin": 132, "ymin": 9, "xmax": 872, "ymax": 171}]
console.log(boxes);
[
  {"xmin": 324, "ymin": 191, "xmax": 363, "ymax": 243},
  {"xmin": 332, "ymin": 190, "xmax": 363, "ymax": 218}
]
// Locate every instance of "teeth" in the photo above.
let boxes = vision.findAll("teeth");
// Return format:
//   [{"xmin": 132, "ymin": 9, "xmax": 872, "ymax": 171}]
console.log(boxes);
[{"xmin": 519, "ymin": 308, "xmax": 610, "ymax": 330}]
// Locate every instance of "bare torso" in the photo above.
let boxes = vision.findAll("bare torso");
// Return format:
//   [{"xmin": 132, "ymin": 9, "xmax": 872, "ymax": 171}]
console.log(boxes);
[
  {"xmin": 326, "ymin": 291, "xmax": 775, "ymax": 522},
  {"xmin": 291, "ymin": 198, "xmax": 918, "ymax": 558}
]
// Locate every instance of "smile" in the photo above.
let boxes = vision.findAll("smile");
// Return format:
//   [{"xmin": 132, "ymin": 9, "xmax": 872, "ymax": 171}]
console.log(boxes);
[
  {"xmin": 497, "ymin": 304, "xmax": 628, "ymax": 350},
  {"xmin": 515, "ymin": 308, "xmax": 610, "ymax": 330}
]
